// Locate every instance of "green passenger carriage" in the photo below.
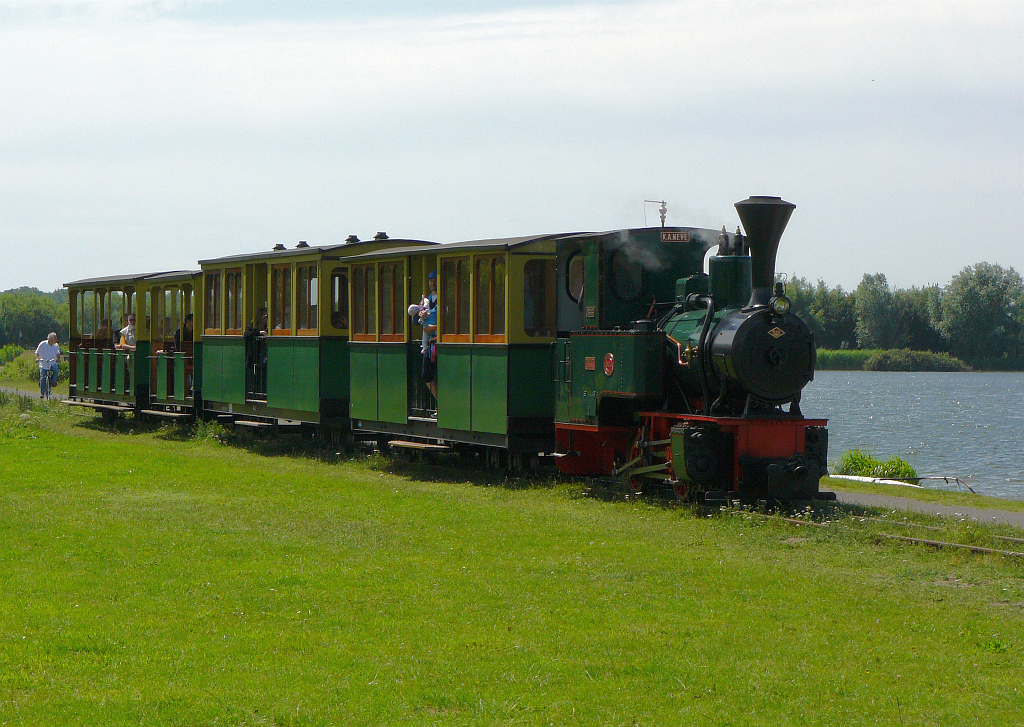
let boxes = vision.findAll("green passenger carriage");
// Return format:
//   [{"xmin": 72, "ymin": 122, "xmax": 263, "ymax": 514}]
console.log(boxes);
[
  {"xmin": 198, "ymin": 236, "xmax": 436, "ymax": 432},
  {"xmin": 65, "ymin": 270, "xmax": 202, "ymax": 420},
  {"xmin": 343, "ymin": 234, "xmax": 562, "ymax": 464}
]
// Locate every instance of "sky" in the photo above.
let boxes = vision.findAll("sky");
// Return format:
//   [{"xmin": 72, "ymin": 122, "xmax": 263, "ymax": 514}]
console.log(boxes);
[{"xmin": 2, "ymin": 0, "xmax": 1022, "ymax": 293}]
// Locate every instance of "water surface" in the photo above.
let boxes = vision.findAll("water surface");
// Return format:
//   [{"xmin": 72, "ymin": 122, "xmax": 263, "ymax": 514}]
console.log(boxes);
[{"xmin": 801, "ymin": 372, "xmax": 1024, "ymax": 501}]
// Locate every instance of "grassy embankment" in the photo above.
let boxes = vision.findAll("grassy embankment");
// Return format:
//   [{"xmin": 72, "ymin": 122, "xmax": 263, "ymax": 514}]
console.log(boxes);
[{"xmin": 2, "ymin": 398, "xmax": 1024, "ymax": 725}]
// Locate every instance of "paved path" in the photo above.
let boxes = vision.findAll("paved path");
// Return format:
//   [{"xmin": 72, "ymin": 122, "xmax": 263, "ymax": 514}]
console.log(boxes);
[
  {"xmin": 0, "ymin": 384, "xmax": 63, "ymax": 401},
  {"xmin": 833, "ymin": 489, "xmax": 1024, "ymax": 528}
]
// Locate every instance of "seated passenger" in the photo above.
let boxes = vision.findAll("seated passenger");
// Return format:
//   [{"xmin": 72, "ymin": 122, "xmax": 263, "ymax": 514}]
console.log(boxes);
[
  {"xmin": 117, "ymin": 314, "xmax": 137, "ymax": 351},
  {"xmin": 173, "ymin": 314, "xmax": 194, "ymax": 351},
  {"xmin": 94, "ymin": 318, "xmax": 113, "ymax": 348}
]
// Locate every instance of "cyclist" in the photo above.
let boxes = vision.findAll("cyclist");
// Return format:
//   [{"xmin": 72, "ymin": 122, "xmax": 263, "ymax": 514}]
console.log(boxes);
[{"xmin": 35, "ymin": 332, "xmax": 62, "ymax": 398}]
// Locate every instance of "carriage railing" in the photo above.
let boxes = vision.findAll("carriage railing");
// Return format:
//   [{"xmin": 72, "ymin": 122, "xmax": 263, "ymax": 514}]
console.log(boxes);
[{"xmin": 71, "ymin": 348, "xmax": 132, "ymax": 399}]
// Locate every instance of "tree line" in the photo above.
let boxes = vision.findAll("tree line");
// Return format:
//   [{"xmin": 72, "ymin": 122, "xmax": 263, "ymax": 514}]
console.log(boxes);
[
  {"xmin": 0, "ymin": 288, "xmax": 69, "ymax": 348},
  {"xmin": 3, "ymin": 262, "xmax": 1024, "ymax": 369},
  {"xmin": 786, "ymin": 262, "xmax": 1024, "ymax": 369}
]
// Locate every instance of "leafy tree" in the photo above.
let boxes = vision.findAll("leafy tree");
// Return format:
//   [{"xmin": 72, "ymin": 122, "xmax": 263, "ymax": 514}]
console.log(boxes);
[
  {"xmin": 892, "ymin": 286, "xmax": 945, "ymax": 352},
  {"xmin": 936, "ymin": 262, "xmax": 1024, "ymax": 362},
  {"xmin": 782, "ymin": 276, "xmax": 825, "ymax": 342},
  {"xmin": 0, "ymin": 291, "xmax": 69, "ymax": 347},
  {"xmin": 854, "ymin": 273, "xmax": 897, "ymax": 349},
  {"xmin": 811, "ymin": 280, "xmax": 857, "ymax": 349}
]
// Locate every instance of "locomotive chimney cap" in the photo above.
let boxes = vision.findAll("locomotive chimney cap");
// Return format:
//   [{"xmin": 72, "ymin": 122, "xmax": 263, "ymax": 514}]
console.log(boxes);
[
  {"xmin": 373, "ymin": 232, "xmax": 389, "ymax": 240},
  {"xmin": 345, "ymin": 234, "xmax": 360, "ymax": 243},
  {"xmin": 272, "ymin": 243, "xmax": 287, "ymax": 251},
  {"xmin": 735, "ymin": 196, "xmax": 796, "ymax": 308},
  {"xmin": 295, "ymin": 240, "xmax": 310, "ymax": 248}
]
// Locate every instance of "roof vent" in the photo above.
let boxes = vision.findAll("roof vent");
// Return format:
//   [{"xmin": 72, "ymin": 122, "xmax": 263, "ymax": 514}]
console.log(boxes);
[
  {"xmin": 345, "ymin": 234, "xmax": 360, "ymax": 243},
  {"xmin": 373, "ymin": 231, "xmax": 389, "ymax": 240},
  {"xmin": 272, "ymin": 243, "xmax": 287, "ymax": 251},
  {"xmin": 296, "ymin": 240, "xmax": 310, "ymax": 248}
]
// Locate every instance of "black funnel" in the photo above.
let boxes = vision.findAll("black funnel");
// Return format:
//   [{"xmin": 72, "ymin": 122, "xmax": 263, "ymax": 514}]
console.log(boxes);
[{"xmin": 735, "ymin": 196, "xmax": 796, "ymax": 308}]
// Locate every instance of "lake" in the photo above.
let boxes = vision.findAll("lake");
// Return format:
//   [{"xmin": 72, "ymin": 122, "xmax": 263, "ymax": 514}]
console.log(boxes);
[{"xmin": 801, "ymin": 371, "xmax": 1024, "ymax": 501}]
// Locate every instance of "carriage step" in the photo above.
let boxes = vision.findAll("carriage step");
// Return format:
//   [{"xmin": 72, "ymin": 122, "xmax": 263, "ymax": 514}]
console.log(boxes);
[
  {"xmin": 140, "ymin": 409, "xmax": 192, "ymax": 419},
  {"xmin": 64, "ymin": 401, "xmax": 134, "ymax": 413},
  {"xmin": 388, "ymin": 439, "xmax": 450, "ymax": 452}
]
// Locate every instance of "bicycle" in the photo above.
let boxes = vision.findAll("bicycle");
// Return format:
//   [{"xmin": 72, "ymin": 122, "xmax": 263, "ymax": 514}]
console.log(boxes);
[{"xmin": 38, "ymin": 358, "xmax": 57, "ymax": 400}]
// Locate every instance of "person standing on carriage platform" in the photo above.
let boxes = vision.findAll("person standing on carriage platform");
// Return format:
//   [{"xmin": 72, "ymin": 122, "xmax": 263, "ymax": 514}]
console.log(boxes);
[
  {"xmin": 420, "ymin": 271, "xmax": 438, "ymax": 399},
  {"xmin": 34, "ymin": 332, "xmax": 62, "ymax": 398}
]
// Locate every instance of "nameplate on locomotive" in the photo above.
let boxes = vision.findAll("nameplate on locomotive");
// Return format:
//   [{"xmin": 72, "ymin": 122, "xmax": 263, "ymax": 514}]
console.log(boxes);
[
  {"xmin": 584, "ymin": 356, "xmax": 597, "ymax": 371},
  {"xmin": 661, "ymin": 231, "xmax": 690, "ymax": 242},
  {"xmin": 768, "ymin": 327, "xmax": 785, "ymax": 338}
]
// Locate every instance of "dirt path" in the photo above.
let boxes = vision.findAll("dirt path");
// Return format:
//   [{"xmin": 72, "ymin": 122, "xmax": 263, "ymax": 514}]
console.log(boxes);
[{"xmin": 833, "ymin": 489, "xmax": 1024, "ymax": 528}]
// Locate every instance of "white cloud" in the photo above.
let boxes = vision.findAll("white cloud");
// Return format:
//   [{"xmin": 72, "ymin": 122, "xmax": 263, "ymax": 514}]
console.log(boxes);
[{"xmin": 1, "ymin": 0, "xmax": 1022, "ymax": 291}]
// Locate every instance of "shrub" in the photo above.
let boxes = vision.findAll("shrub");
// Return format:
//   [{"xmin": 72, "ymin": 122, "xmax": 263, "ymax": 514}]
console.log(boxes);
[
  {"xmin": 0, "ymin": 350, "xmax": 70, "ymax": 384},
  {"xmin": 0, "ymin": 344, "xmax": 23, "ymax": 367},
  {"xmin": 832, "ymin": 449, "xmax": 917, "ymax": 480},
  {"xmin": 863, "ymin": 349, "xmax": 969, "ymax": 372},
  {"xmin": 816, "ymin": 349, "xmax": 873, "ymax": 370},
  {"xmin": 817, "ymin": 348, "xmax": 971, "ymax": 372}
]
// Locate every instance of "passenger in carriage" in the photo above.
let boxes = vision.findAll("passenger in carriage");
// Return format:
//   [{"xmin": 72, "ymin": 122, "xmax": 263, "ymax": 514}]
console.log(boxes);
[
  {"xmin": 94, "ymin": 318, "xmax": 113, "ymax": 348},
  {"xmin": 117, "ymin": 314, "xmax": 137, "ymax": 351},
  {"xmin": 173, "ymin": 314, "xmax": 194, "ymax": 351},
  {"xmin": 420, "ymin": 271, "xmax": 438, "ymax": 399}
]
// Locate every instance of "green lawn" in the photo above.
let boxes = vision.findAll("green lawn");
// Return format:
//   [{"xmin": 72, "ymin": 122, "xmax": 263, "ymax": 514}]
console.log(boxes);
[{"xmin": 2, "ymin": 401, "xmax": 1024, "ymax": 725}]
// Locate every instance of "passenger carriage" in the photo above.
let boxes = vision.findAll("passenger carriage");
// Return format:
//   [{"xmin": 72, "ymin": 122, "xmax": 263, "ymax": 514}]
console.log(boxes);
[
  {"xmin": 342, "ymin": 234, "xmax": 562, "ymax": 465},
  {"xmin": 65, "ymin": 270, "xmax": 202, "ymax": 419},
  {"xmin": 198, "ymin": 236, "xmax": 436, "ymax": 433}
]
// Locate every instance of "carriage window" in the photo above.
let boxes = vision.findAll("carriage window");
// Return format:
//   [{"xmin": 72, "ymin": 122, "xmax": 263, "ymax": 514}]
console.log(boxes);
[
  {"xmin": 225, "ymin": 269, "xmax": 242, "ymax": 333},
  {"xmin": 441, "ymin": 257, "xmax": 471, "ymax": 341},
  {"xmin": 331, "ymin": 269, "xmax": 349, "ymax": 330},
  {"xmin": 524, "ymin": 259, "xmax": 556, "ymax": 337},
  {"xmin": 205, "ymin": 272, "xmax": 221, "ymax": 333},
  {"xmin": 271, "ymin": 265, "xmax": 292, "ymax": 333},
  {"xmin": 164, "ymin": 288, "xmax": 178, "ymax": 342},
  {"xmin": 475, "ymin": 255, "xmax": 506, "ymax": 339},
  {"xmin": 377, "ymin": 262, "xmax": 405, "ymax": 341},
  {"xmin": 110, "ymin": 291, "xmax": 126, "ymax": 334},
  {"xmin": 82, "ymin": 291, "xmax": 96, "ymax": 338},
  {"xmin": 567, "ymin": 252, "xmax": 585, "ymax": 303},
  {"xmin": 351, "ymin": 264, "xmax": 376, "ymax": 339},
  {"xmin": 610, "ymin": 250, "xmax": 643, "ymax": 301},
  {"xmin": 297, "ymin": 265, "xmax": 317, "ymax": 333}
]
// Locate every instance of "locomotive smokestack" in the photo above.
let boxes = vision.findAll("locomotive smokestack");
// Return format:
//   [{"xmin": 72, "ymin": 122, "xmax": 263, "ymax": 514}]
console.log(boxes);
[{"xmin": 735, "ymin": 196, "xmax": 796, "ymax": 308}]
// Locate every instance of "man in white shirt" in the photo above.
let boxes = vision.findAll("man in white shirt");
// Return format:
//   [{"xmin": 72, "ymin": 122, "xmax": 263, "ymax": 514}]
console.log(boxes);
[
  {"xmin": 117, "ymin": 314, "xmax": 137, "ymax": 351},
  {"xmin": 34, "ymin": 332, "xmax": 62, "ymax": 398}
]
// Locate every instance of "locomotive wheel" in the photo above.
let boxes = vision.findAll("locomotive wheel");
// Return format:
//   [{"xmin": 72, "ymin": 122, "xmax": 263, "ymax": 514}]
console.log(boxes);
[
  {"xmin": 672, "ymin": 482, "xmax": 688, "ymax": 500},
  {"xmin": 625, "ymin": 442, "xmax": 645, "ymax": 493}
]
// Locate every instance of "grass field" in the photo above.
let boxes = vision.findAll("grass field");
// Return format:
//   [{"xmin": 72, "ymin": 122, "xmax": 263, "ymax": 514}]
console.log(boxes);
[{"xmin": 2, "ymin": 400, "xmax": 1024, "ymax": 725}]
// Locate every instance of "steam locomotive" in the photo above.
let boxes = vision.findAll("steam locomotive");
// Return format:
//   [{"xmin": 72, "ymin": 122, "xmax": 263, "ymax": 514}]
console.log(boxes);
[
  {"xmin": 554, "ymin": 196, "xmax": 831, "ymax": 502},
  {"xmin": 65, "ymin": 196, "xmax": 829, "ymax": 502}
]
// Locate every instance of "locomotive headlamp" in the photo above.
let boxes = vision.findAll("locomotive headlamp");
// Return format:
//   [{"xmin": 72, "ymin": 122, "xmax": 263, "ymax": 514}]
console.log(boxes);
[{"xmin": 770, "ymin": 295, "xmax": 791, "ymax": 315}]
